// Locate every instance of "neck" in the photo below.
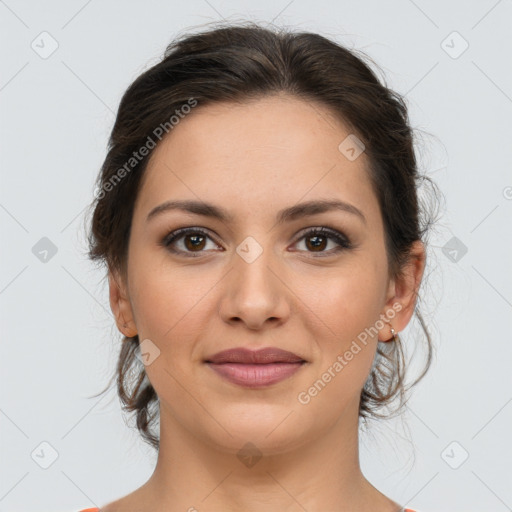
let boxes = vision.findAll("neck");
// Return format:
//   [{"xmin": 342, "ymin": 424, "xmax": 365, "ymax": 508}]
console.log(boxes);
[{"xmin": 134, "ymin": 400, "xmax": 399, "ymax": 512}]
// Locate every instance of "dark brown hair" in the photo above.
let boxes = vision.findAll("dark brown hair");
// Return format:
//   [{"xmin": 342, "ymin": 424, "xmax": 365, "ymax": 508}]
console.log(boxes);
[{"xmin": 85, "ymin": 21, "xmax": 441, "ymax": 451}]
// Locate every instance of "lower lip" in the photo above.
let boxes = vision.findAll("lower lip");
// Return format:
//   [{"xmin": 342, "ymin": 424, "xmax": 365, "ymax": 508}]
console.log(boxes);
[{"xmin": 206, "ymin": 362, "xmax": 305, "ymax": 388}]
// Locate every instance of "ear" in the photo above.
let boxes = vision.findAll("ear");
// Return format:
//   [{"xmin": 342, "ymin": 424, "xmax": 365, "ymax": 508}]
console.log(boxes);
[
  {"xmin": 108, "ymin": 269, "xmax": 138, "ymax": 338},
  {"xmin": 378, "ymin": 240, "xmax": 426, "ymax": 341}
]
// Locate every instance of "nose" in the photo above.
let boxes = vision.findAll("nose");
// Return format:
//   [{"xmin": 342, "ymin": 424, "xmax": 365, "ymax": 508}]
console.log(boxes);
[{"xmin": 218, "ymin": 243, "xmax": 291, "ymax": 330}]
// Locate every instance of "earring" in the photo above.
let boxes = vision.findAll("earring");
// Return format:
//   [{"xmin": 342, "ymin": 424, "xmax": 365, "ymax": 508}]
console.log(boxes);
[{"xmin": 380, "ymin": 325, "xmax": 397, "ymax": 342}]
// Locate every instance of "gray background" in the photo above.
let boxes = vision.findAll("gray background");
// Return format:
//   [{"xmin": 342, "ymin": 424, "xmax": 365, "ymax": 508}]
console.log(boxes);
[{"xmin": 1, "ymin": 1, "xmax": 511, "ymax": 511}]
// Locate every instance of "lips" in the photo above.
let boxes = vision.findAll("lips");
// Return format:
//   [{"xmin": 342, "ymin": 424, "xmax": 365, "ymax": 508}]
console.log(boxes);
[
  {"xmin": 206, "ymin": 347, "xmax": 305, "ymax": 364},
  {"xmin": 205, "ymin": 347, "xmax": 306, "ymax": 388}
]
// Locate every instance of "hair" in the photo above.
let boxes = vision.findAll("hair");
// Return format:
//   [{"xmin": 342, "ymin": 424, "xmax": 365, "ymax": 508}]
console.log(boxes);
[{"xmin": 85, "ymin": 20, "xmax": 442, "ymax": 451}]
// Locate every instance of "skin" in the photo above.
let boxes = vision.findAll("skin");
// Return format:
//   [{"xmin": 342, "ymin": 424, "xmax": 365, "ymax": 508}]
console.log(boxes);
[{"xmin": 105, "ymin": 93, "xmax": 425, "ymax": 512}]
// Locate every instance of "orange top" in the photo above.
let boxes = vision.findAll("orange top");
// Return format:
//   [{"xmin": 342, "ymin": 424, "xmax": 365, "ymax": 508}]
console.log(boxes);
[{"xmin": 79, "ymin": 508, "xmax": 419, "ymax": 511}]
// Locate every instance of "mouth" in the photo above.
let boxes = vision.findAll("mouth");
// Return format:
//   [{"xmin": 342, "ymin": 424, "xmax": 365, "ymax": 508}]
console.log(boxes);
[{"xmin": 205, "ymin": 347, "xmax": 307, "ymax": 388}]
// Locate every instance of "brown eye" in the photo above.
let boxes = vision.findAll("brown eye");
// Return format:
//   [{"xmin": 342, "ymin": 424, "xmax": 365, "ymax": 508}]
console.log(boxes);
[
  {"xmin": 163, "ymin": 228, "xmax": 222, "ymax": 257},
  {"xmin": 293, "ymin": 227, "xmax": 352, "ymax": 256},
  {"xmin": 183, "ymin": 233, "xmax": 207, "ymax": 251},
  {"xmin": 305, "ymin": 234, "xmax": 328, "ymax": 251}
]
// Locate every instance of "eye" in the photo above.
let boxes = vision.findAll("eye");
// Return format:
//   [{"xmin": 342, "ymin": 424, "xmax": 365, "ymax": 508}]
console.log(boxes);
[
  {"xmin": 291, "ymin": 227, "xmax": 352, "ymax": 256},
  {"xmin": 162, "ymin": 227, "xmax": 222, "ymax": 257},
  {"xmin": 161, "ymin": 226, "xmax": 352, "ymax": 258}
]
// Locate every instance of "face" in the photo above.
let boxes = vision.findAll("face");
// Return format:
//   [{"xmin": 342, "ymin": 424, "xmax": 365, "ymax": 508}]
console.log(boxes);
[{"xmin": 109, "ymin": 93, "xmax": 424, "ymax": 455}]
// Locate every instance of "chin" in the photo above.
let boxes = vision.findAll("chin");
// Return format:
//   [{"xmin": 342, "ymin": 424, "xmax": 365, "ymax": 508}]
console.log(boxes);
[{"xmin": 197, "ymin": 402, "xmax": 313, "ymax": 456}]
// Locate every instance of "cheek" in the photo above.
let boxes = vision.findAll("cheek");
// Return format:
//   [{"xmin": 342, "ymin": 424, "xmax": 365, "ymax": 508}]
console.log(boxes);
[
  {"xmin": 128, "ymin": 265, "xmax": 213, "ymax": 399},
  {"xmin": 127, "ymin": 257, "xmax": 223, "ymax": 390},
  {"xmin": 128, "ymin": 248, "xmax": 211, "ymax": 339},
  {"xmin": 296, "ymin": 260, "xmax": 385, "ymax": 342},
  {"xmin": 293, "ymin": 262, "xmax": 384, "ymax": 391}
]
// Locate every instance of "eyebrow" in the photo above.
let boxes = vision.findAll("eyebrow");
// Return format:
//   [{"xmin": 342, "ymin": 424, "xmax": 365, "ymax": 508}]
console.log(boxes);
[{"xmin": 146, "ymin": 198, "xmax": 367, "ymax": 226}]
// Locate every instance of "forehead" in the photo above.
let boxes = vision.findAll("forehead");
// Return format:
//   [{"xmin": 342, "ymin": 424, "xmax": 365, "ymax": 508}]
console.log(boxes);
[{"xmin": 135, "ymin": 94, "xmax": 379, "ymax": 226}]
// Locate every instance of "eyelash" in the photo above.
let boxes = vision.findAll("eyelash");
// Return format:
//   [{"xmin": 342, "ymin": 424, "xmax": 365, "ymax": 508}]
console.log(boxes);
[{"xmin": 161, "ymin": 226, "xmax": 353, "ymax": 258}]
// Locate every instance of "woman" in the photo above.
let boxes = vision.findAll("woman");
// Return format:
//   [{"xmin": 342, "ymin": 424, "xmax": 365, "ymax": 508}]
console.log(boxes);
[{"xmin": 82, "ymin": 21, "xmax": 439, "ymax": 512}]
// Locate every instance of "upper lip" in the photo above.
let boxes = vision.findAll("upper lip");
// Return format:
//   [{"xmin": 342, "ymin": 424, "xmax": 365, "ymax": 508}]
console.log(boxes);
[{"xmin": 205, "ymin": 347, "xmax": 305, "ymax": 364}]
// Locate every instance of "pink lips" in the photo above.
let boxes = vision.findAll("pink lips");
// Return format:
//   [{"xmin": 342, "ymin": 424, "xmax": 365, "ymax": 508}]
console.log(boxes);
[{"xmin": 205, "ymin": 347, "xmax": 306, "ymax": 388}]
